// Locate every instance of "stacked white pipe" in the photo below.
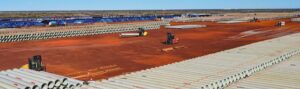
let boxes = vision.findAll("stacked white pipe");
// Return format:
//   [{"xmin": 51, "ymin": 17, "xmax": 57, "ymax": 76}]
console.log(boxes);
[
  {"xmin": 291, "ymin": 18, "xmax": 300, "ymax": 22},
  {"xmin": 0, "ymin": 69, "xmax": 84, "ymax": 89},
  {"xmin": 0, "ymin": 21, "xmax": 169, "ymax": 43},
  {"xmin": 165, "ymin": 25, "xmax": 207, "ymax": 29},
  {"xmin": 227, "ymin": 54, "xmax": 300, "ymax": 89},
  {"xmin": 172, "ymin": 13, "xmax": 298, "ymax": 22},
  {"xmin": 81, "ymin": 33, "xmax": 300, "ymax": 89}
]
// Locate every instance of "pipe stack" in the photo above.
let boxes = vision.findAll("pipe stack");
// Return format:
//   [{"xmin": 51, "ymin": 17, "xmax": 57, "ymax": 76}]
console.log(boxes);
[
  {"xmin": 0, "ymin": 69, "xmax": 84, "ymax": 89},
  {"xmin": 291, "ymin": 18, "xmax": 300, "ymax": 22},
  {"xmin": 165, "ymin": 25, "xmax": 206, "ymax": 29},
  {"xmin": 0, "ymin": 21, "xmax": 169, "ymax": 43},
  {"xmin": 77, "ymin": 32, "xmax": 300, "ymax": 89}
]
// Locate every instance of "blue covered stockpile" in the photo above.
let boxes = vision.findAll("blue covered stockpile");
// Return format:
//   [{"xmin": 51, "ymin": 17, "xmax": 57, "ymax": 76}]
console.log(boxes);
[{"xmin": 0, "ymin": 15, "xmax": 178, "ymax": 28}]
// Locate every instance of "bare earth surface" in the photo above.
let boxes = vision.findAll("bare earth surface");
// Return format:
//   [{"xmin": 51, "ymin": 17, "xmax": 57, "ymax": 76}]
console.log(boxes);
[{"xmin": 0, "ymin": 19, "xmax": 299, "ymax": 80}]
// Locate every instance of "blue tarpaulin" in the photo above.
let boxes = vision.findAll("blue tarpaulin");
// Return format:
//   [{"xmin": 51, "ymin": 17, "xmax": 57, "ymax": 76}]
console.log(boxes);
[
  {"xmin": 0, "ymin": 21, "xmax": 44, "ymax": 28},
  {"xmin": 0, "ymin": 15, "xmax": 178, "ymax": 28}
]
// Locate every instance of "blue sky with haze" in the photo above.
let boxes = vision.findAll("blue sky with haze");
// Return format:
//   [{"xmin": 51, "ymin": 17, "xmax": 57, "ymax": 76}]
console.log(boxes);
[{"xmin": 0, "ymin": 0, "xmax": 299, "ymax": 11}]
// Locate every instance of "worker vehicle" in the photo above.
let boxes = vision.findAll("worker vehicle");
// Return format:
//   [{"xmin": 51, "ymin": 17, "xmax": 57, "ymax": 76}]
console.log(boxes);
[
  {"xmin": 250, "ymin": 17, "xmax": 260, "ymax": 22},
  {"xmin": 276, "ymin": 21, "xmax": 285, "ymax": 26},
  {"xmin": 21, "ymin": 55, "xmax": 46, "ymax": 71},
  {"xmin": 165, "ymin": 32, "xmax": 179, "ymax": 45},
  {"xmin": 120, "ymin": 28, "xmax": 148, "ymax": 38}
]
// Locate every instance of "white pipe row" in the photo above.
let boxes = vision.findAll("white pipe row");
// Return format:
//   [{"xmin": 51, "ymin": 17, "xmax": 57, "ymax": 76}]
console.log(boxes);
[
  {"xmin": 79, "ymin": 33, "xmax": 300, "ymax": 89},
  {"xmin": 172, "ymin": 15, "xmax": 297, "ymax": 22},
  {"xmin": 228, "ymin": 52, "xmax": 300, "ymax": 89},
  {"xmin": 0, "ymin": 69, "xmax": 84, "ymax": 89},
  {"xmin": 0, "ymin": 21, "xmax": 167, "ymax": 34},
  {"xmin": 0, "ymin": 70, "xmax": 47, "ymax": 89},
  {"xmin": 291, "ymin": 18, "xmax": 300, "ymax": 22},
  {"xmin": 0, "ymin": 21, "xmax": 169, "ymax": 43}
]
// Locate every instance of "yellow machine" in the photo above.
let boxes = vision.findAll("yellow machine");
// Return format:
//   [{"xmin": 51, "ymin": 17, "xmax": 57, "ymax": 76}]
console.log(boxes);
[
  {"xmin": 142, "ymin": 32, "xmax": 148, "ymax": 36},
  {"xmin": 21, "ymin": 55, "xmax": 46, "ymax": 71},
  {"xmin": 120, "ymin": 28, "xmax": 148, "ymax": 37},
  {"xmin": 21, "ymin": 64, "xmax": 29, "ymax": 69}
]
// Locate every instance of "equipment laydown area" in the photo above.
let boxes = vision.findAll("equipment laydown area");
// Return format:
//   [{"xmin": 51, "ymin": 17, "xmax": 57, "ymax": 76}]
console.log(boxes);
[{"xmin": 0, "ymin": 19, "xmax": 300, "ymax": 81}]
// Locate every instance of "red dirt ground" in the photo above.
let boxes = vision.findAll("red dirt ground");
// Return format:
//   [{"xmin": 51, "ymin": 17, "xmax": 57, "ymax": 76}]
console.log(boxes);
[{"xmin": 0, "ymin": 19, "xmax": 299, "ymax": 81}]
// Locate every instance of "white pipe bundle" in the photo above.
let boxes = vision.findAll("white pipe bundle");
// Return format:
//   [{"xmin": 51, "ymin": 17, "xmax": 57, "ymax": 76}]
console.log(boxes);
[
  {"xmin": 120, "ymin": 33, "xmax": 140, "ymax": 37},
  {"xmin": 0, "ymin": 21, "xmax": 169, "ymax": 43},
  {"xmin": 291, "ymin": 18, "xmax": 300, "ymax": 22},
  {"xmin": 217, "ymin": 20, "xmax": 249, "ymax": 24},
  {"xmin": 81, "ymin": 33, "xmax": 300, "ymax": 89},
  {"xmin": 0, "ymin": 69, "xmax": 84, "ymax": 89},
  {"xmin": 165, "ymin": 25, "xmax": 206, "ymax": 29}
]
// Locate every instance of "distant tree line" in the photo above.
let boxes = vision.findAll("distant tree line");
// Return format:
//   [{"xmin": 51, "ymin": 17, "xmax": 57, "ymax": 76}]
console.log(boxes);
[{"xmin": 0, "ymin": 9, "xmax": 299, "ymax": 18}]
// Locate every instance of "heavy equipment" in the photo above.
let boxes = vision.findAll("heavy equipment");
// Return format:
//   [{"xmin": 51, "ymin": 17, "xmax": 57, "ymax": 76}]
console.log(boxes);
[
  {"xmin": 165, "ymin": 32, "xmax": 178, "ymax": 45},
  {"xmin": 250, "ymin": 17, "xmax": 260, "ymax": 22},
  {"xmin": 120, "ymin": 28, "xmax": 148, "ymax": 38},
  {"xmin": 21, "ymin": 55, "xmax": 46, "ymax": 71},
  {"xmin": 276, "ymin": 21, "xmax": 285, "ymax": 26}
]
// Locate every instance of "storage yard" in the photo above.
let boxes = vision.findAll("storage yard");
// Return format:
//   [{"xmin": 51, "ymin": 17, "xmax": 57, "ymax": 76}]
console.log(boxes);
[
  {"xmin": 228, "ymin": 54, "xmax": 300, "ymax": 89},
  {"xmin": 87, "ymin": 30, "xmax": 300, "ymax": 89},
  {"xmin": 0, "ymin": 11, "xmax": 300, "ymax": 89}
]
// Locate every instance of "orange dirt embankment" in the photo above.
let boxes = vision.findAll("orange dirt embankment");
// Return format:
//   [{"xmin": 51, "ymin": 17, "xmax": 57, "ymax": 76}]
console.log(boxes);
[{"xmin": 0, "ymin": 19, "xmax": 299, "ymax": 80}]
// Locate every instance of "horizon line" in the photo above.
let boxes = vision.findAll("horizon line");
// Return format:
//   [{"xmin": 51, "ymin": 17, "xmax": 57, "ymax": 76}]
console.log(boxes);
[{"xmin": 0, "ymin": 8, "xmax": 300, "ymax": 12}]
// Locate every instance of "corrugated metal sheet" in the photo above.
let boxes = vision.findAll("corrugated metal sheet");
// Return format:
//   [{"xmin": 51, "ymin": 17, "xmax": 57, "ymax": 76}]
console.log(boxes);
[
  {"xmin": 81, "ymin": 33, "xmax": 300, "ymax": 89},
  {"xmin": 227, "ymin": 54, "xmax": 300, "ymax": 89}
]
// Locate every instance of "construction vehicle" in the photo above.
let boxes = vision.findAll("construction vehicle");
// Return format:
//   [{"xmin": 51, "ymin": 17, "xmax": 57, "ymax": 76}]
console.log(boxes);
[
  {"xmin": 165, "ymin": 32, "xmax": 179, "ymax": 45},
  {"xmin": 21, "ymin": 55, "xmax": 46, "ymax": 71},
  {"xmin": 120, "ymin": 28, "xmax": 148, "ymax": 38},
  {"xmin": 276, "ymin": 21, "xmax": 285, "ymax": 26},
  {"xmin": 250, "ymin": 17, "xmax": 260, "ymax": 22}
]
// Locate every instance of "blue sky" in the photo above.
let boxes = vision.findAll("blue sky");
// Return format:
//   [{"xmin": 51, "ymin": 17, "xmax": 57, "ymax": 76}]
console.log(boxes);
[{"xmin": 0, "ymin": 0, "xmax": 299, "ymax": 11}]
